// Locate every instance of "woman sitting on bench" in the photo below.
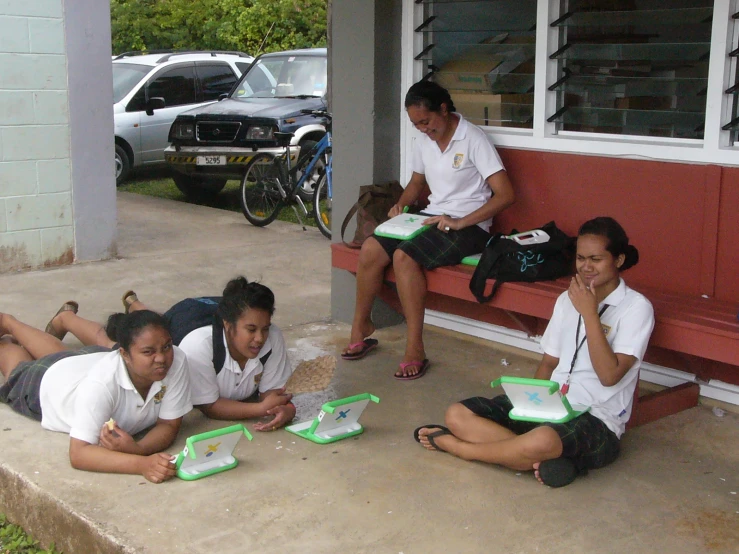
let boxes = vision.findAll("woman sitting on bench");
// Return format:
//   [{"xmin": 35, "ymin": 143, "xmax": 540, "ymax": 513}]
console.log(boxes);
[
  {"xmin": 0, "ymin": 310, "xmax": 192, "ymax": 484},
  {"xmin": 414, "ymin": 217, "xmax": 655, "ymax": 487},
  {"xmin": 43, "ymin": 277, "xmax": 295, "ymax": 432},
  {"xmin": 341, "ymin": 80, "xmax": 515, "ymax": 380}
]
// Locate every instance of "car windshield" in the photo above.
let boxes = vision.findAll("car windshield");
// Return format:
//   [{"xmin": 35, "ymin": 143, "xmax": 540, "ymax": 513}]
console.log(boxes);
[
  {"xmin": 231, "ymin": 54, "xmax": 326, "ymax": 99},
  {"xmin": 112, "ymin": 63, "xmax": 151, "ymax": 103}
]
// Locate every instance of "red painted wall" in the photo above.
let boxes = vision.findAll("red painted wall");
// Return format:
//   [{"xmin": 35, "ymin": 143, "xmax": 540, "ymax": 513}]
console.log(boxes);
[{"xmin": 494, "ymin": 149, "xmax": 739, "ymax": 302}]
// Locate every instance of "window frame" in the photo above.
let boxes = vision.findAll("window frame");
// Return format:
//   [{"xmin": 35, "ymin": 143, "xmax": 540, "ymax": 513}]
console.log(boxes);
[{"xmin": 401, "ymin": 0, "xmax": 739, "ymax": 183}]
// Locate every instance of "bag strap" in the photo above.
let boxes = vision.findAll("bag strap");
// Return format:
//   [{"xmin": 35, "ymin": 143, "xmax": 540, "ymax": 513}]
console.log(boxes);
[
  {"xmin": 469, "ymin": 234, "xmax": 510, "ymax": 303},
  {"xmin": 212, "ymin": 315, "xmax": 227, "ymax": 375},
  {"xmin": 340, "ymin": 195, "xmax": 366, "ymax": 248}
]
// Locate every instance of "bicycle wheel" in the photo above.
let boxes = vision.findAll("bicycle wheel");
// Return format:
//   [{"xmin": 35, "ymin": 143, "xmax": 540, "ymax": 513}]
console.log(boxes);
[
  {"xmin": 312, "ymin": 170, "xmax": 331, "ymax": 239},
  {"xmin": 240, "ymin": 153, "xmax": 283, "ymax": 226}
]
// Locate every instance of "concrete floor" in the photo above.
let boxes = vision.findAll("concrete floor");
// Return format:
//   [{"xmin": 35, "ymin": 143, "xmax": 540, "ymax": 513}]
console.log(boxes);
[{"xmin": 1, "ymin": 193, "xmax": 738, "ymax": 554}]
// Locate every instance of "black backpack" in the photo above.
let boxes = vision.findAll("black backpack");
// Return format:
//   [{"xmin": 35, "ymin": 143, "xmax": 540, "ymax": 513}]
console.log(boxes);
[
  {"xmin": 468, "ymin": 221, "xmax": 575, "ymax": 303},
  {"xmin": 164, "ymin": 297, "xmax": 271, "ymax": 374}
]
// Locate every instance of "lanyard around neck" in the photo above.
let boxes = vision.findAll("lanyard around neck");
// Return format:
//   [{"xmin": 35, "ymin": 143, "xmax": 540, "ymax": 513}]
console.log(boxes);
[{"xmin": 561, "ymin": 304, "xmax": 609, "ymax": 394}]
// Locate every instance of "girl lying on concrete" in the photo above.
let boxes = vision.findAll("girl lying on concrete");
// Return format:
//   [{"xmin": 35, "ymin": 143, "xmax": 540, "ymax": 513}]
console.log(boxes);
[
  {"xmin": 0, "ymin": 310, "xmax": 192, "ymax": 484},
  {"xmin": 44, "ymin": 277, "xmax": 295, "ymax": 432},
  {"xmin": 413, "ymin": 217, "xmax": 655, "ymax": 487}
]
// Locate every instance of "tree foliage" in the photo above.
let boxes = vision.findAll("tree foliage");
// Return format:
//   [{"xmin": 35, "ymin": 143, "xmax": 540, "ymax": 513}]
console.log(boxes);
[{"xmin": 110, "ymin": 0, "xmax": 327, "ymax": 56}]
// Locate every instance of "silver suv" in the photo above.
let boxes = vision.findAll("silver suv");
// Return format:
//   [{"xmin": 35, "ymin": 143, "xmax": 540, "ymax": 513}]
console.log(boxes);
[{"xmin": 113, "ymin": 51, "xmax": 253, "ymax": 184}]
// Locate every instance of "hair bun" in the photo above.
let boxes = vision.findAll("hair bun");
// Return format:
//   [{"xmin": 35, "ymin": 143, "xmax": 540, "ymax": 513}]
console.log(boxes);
[
  {"xmin": 222, "ymin": 276, "xmax": 249, "ymax": 297},
  {"xmin": 621, "ymin": 244, "xmax": 639, "ymax": 271}
]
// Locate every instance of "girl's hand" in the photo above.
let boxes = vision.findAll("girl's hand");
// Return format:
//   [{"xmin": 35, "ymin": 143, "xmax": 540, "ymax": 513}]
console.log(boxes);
[
  {"xmin": 140, "ymin": 453, "xmax": 177, "ymax": 484},
  {"xmin": 568, "ymin": 274, "xmax": 598, "ymax": 317},
  {"xmin": 388, "ymin": 204, "xmax": 405, "ymax": 218},
  {"xmin": 99, "ymin": 422, "xmax": 139, "ymax": 454},
  {"xmin": 259, "ymin": 388, "xmax": 293, "ymax": 415},
  {"xmin": 422, "ymin": 214, "xmax": 462, "ymax": 233},
  {"xmin": 253, "ymin": 402, "xmax": 296, "ymax": 432}
]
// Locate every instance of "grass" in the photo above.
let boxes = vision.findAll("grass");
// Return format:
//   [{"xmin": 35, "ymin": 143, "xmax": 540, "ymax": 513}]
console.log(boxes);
[
  {"xmin": 0, "ymin": 514, "xmax": 61, "ymax": 553},
  {"xmin": 118, "ymin": 168, "xmax": 316, "ymax": 227}
]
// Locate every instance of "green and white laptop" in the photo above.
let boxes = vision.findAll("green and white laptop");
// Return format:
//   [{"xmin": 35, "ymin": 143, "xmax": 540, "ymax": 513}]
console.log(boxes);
[
  {"xmin": 490, "ymin": 376, "xmax": 589, "ymax": 424},
  {"xmin": 374, "ymin": 213, "xmax": 430, "ymax": 240},
  {"xmin": 286, "ymin": 393, "xmax": 380, "ymax": 444},
  {"xmin": 461, "ymin": 253, "xmax": 482, "ymax": 266},
  {"xmin": 174, "ymin": 424, "xmax": 252, "ymax": 481}
]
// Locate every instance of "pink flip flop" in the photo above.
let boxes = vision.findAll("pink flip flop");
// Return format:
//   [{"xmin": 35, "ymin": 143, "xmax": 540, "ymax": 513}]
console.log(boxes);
[
  {"xmin": 341, "ymin": 338, "xmax": 379, "ymax": 360},
  {"xmin": 394, "ymin": 359, "xmax": 430, "ymax": 381}
]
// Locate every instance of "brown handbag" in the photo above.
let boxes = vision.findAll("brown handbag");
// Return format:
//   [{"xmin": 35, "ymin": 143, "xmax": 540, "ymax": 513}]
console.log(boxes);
[{"xmin": 340, "ymin": 181, "xmax": 404, "ymax": 248}]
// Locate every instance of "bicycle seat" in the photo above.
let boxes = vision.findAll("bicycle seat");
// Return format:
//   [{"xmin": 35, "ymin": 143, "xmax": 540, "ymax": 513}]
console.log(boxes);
[{"xmin": 274, "ymin": 132, "xmax": 294, "ymax": 146}]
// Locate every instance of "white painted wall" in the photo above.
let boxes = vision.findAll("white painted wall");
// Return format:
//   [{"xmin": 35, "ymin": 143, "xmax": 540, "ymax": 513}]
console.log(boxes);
[{"xmin": 0, "ymin": 0, "xmax": 115, "ymax": 272}]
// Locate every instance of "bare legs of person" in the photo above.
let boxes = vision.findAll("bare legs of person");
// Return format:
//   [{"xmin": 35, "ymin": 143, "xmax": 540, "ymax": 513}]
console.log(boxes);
[
  {"xmin": 416, "ymin": 403, "xmax": 563, "ymax": 474},
  {"xmin": 342, "ymin": 239, "xmax": 390, "ymax": 357},
  {"xmin": 47, "ymin": 310, "xmax": 116, "ymax": 349},
  {"xmin": 392, "ymin": 250, "xmax": 427, "ymax": 377},
  {"xmin": 0, "ymin": 312, "xmax": 67, "ymax": 380}
]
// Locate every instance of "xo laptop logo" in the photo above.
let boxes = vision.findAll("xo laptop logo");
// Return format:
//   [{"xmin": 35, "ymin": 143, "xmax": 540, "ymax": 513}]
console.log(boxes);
[
  {"xmin": 526, "ymin": 392, "xmax": 543, "ymax": 405},
  {"xmin": 205, "ymin": 442, "xmax": 221, "ymax": 457},
  {"xmin": 335, "ymin": 409, "xmax": 351, "ymax": 422}
]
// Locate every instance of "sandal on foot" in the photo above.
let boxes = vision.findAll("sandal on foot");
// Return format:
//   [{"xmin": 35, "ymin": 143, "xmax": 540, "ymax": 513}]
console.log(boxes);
[
  {"xmin": 394, "ymin": 359, "xmax": 429, "ymax": 381},
  {"xmin": 122, "ymin": 290, "xmax": 138, "ymax": 314},
  {"xmin": 537, "ymin": 458, "xmax": 583, "ymax": 488},
  {"xmin": 413, "ymin": 424, "xmax": 452, "ymax": 451},
  {"xmin": 341, "ymin": 338, "xmax": 378, "ymax": 360},
  {"xmin": 44, "ymin": 301, "xmax": 79, "ymax": 340}
]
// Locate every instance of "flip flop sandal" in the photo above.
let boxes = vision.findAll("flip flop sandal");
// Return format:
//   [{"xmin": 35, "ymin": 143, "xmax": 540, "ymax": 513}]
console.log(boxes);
[
  {"xmin": 44, "ymin": 301, "xmax": 79, "ymax": 340},
  {"xmin": 413, "ymin": 424, "xmax": 449, "ymax": 443},
  {"xmin": 340, "ymin": 338, "xmax": 378, "ymax": 360},
  {"xmin": 537, "ymin": 458, "xmax": 584, "ymax": 488},
  {"xmin": 413, "ymin": 425, "xmax": 452, "ymax": 451},
  {"xmin": 121, "ymin": 290, "xmax": 138, "ymax": 314},
  {"xmin": 394, "ymin": 358, "xmax": 430, "ymax": 380}
]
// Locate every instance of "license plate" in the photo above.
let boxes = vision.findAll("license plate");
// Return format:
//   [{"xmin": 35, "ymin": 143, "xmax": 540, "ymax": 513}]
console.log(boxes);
[{"xmin": 196, "ymin": 155, "xmax": 226, "ymax": 166}]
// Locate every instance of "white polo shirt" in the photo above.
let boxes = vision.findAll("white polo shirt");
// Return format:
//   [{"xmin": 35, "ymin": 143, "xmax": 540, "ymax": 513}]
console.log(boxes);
[
  {"xmin": 39, "ymin": 346, "xmax": 193, "ymax": 445},
  {"xmin": 411, "ymin": 113, "xmax": 505, "ymax": 230},
  {"xmin": 179, "ymin": 324, "xmax": 292, "ymax": 406},
  {"xmin": 540, "ymin": 279, "xmax": 655, "ymax": 438}
]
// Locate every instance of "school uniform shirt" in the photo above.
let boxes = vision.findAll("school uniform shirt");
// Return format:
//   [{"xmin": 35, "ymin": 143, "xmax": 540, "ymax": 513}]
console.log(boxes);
[
  {"xmin": 539, "ymin": 279, "xmax": 655, "ymax": 438},
  {"xmin": 38, "ymin": 347, "xmax": 192, "ymax": 445},
  {"xmin": 411, "ymin": 112, "xmax": 505, "ymax": 230},
  {"xmin": 180, "ymin": 324, "xmax": 292, "ymax": 406}
]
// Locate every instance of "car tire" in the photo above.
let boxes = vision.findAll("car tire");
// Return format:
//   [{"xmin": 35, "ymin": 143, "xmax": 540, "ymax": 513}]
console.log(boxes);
[
  {"xmin": 172, "ymin": 173, "xmax": 227, "ymax": 201},
  {"xmin": 115, "ymin": 144, "xmax": 131, "ymax": 186},
  {"xmin": 295, "ymin": 139, "xmax": 324, "ymax": 202}
]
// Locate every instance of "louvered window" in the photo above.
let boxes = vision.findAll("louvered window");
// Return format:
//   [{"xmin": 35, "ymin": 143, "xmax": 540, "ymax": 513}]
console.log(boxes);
[
  {"xmin": 548, "ymin": 1, "xmax": 713, "ymax": 139},
  {"xmin": 723, "ymin": 5, "xmax": 739, "ymax": 143},
  {"xmin": 414, "ymin": 0, "xmax": 538, "ymax": 129}
]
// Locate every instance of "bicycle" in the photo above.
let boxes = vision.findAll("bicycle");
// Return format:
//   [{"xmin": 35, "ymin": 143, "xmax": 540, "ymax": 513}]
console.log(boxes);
[{"xmin": 239, "ymin": 110, "xmax": 332, "ymax": 239}]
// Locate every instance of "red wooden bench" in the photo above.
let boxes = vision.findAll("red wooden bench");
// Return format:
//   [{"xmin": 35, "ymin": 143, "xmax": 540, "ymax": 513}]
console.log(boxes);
[{"xmin": 332, "ymin": 243, "xmax": 739, "ymax": 427}]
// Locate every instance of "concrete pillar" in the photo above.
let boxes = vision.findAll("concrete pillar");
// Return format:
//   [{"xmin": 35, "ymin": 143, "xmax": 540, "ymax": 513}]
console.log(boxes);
[
  {"xmin": 0, "ymin": 0, "xmax": 115, "ymax": 272},
  {"xmin": 330, "ymin": 0, "xmax": 404, "ymax": 325}
]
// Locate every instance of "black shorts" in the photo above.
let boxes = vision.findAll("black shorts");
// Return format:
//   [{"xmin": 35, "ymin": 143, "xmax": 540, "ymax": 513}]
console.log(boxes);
[
  {"xmin": 0, "ymin": 346, "xmax": 111, "ymax": 421},
  {"xmin": 460, "ymin": 394, "xmax": 621, "ymax": 470},
  {"xmin": 372, "ymin": 220, "xmax": 490, "ymax": 270}
]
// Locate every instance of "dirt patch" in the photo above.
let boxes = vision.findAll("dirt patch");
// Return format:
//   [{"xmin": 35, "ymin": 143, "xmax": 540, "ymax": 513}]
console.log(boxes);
[
  {"xmin": 675, "ymin": 509, "xmax": 739, "ymax": 551},
  {"xmin": 285, "ymin": 355, "xmax": 336, "ymax": 394}
]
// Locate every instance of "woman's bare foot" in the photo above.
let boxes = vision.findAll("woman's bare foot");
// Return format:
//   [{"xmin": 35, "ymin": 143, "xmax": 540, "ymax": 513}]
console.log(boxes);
[
  {"xmin": 395, "ymin": 344, "xmax": 427, "ymax": 378},
  {"xmin": 533, "ymin": 462, "xmax": 545, "ymax": 485}
]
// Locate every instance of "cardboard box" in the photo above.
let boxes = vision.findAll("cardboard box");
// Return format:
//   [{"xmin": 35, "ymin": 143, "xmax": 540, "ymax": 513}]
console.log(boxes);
[
  {"xmin": 435, "ymin": 58, "xmax": 506, "ymax": 92},
  {"xmin": 453, "ymin": 92, "xmax": 502, "ymax": 125}
]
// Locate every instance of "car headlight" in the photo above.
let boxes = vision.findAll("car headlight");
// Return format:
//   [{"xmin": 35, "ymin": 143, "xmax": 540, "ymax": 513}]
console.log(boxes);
[
  {"xmin": 245, "ymin": 125, "xmax": 275, "ymax": 140},
  {"xmin": 171, "ymin": 122, "xmax": 194, "ymax": 140}
]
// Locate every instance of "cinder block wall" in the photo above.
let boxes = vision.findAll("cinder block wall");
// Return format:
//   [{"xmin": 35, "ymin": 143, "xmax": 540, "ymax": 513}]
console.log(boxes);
[
  {"xmin": 0, "ymin": 1, "xmax": 74, "ymax": 271},
  {"xmin": 0, "ymin": 0, "xmax": 116, "ymax": 273}
]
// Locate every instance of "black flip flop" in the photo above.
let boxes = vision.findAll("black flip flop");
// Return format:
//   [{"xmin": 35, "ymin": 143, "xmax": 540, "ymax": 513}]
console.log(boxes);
[
  {"xmin": 537, "ymin": 458, "xmax": 584, "ymax": 488},
  {"xmin": 341, "ymin": 338, "xmax": 379, "ymax": 360},
  {"xmin": 413, "ymin": 424, "xmax": 452, "ymax": 451}
]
